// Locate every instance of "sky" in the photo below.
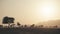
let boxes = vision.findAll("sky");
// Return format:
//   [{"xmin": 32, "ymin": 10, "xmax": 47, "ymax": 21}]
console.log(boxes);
[{"xmin": 0, "ymin": 0, "xmax": 60, "ymax": 26}]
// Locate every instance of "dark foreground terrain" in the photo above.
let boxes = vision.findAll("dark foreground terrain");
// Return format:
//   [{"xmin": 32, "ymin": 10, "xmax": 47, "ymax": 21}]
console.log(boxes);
[{"xmin": 0, "ymin": 27, "xmax": 60, "ymax": 34}]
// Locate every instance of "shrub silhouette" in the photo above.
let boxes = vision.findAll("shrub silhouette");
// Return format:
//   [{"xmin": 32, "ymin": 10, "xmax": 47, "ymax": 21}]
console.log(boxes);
[
  {"xmin": 17, "ymin": 22, "xmax": 21, "ymax": 27},
  {"xmin": 30, "ymin": 24, "xmax": 35, "ymax": 28}
]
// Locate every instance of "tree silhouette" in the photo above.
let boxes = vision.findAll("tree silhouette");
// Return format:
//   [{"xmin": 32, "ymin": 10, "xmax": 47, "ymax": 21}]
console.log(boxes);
[
  {"xmin": 2, "ymin": 16, "xmax": 15, "ymax": 24},
  {"xmin": 2, "ymin": 16, "xmax": 15, "ymax": 27}
]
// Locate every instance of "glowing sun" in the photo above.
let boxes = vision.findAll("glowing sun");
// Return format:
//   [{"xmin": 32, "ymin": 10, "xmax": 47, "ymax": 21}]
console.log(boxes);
[{"xmin": 37, "ymin": 6, "xmax": 55, "ymax": 21}]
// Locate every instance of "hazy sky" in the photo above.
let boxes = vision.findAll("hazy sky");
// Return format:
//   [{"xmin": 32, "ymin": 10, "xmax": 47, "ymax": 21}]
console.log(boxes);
[{"xmin": 0, "ymin": 0, "xmax": 60, "ymax": 25}]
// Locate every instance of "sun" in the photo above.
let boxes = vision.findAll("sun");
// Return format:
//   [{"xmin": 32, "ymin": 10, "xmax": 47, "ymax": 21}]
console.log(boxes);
[
  {"xmin": 42, "ymin": 7, "xmax": 52, "ymax": 17},
  {"xmin": 37, "ymin": 6, "xmax": 55, "ymax": 21}
]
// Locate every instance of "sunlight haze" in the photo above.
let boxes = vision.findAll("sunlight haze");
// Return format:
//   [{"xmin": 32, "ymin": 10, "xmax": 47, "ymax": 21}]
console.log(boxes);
[{"xmin": 0, "ymin": 0, "xmax": 60, "ymax": 26}]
